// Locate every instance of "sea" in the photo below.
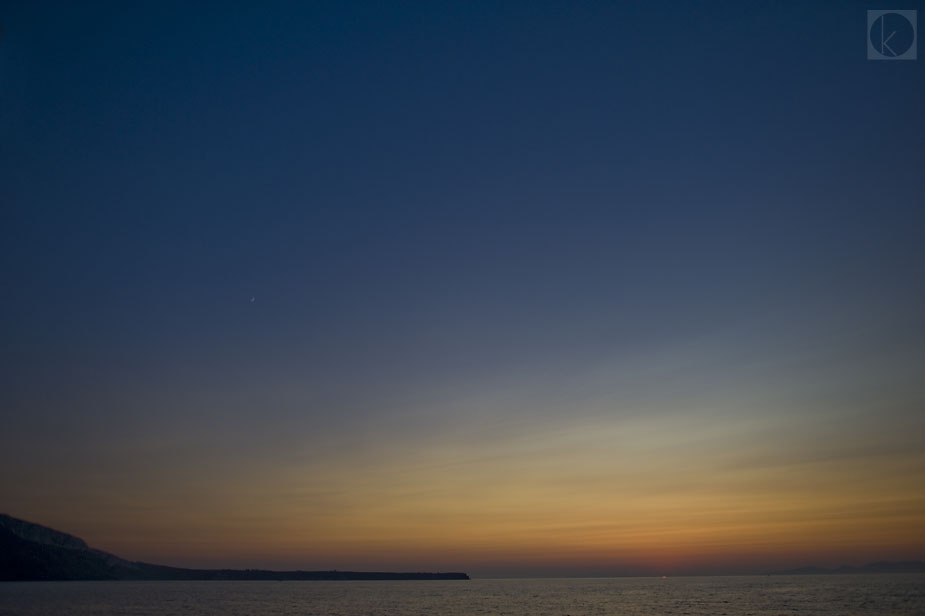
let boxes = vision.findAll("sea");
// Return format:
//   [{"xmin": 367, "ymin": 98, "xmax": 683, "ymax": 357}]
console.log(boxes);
[{"xmin": 1, "ymin": 574, "xmax": 923, "ymax": 615}]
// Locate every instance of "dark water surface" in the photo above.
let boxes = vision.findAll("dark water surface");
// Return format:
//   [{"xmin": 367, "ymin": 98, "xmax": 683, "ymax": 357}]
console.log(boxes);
[{"xmin": 1, "ymin": 574, "xmax": 923, "ymax": 615}]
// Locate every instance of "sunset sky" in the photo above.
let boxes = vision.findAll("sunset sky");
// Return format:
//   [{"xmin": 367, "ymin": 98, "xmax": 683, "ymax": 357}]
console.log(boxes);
[{"xmin": 2, "ymin": 2, "xmax": 924, "ymax": 578}]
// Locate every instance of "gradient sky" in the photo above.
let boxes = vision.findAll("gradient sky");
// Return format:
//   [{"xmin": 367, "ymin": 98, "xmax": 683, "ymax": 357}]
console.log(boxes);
[{"xmin": 1, "ymin": 1, "xmax": 924, "ymax": 578}]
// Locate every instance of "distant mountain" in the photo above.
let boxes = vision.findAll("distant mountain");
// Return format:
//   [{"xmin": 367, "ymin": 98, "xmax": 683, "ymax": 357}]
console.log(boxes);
[
  {"xmin": 0, "ymin": 514, "xmax": 469, "ymax": 581},
  {"xmin": 771, "ymin": 561, "xmax": 925, "ymax": 575}
]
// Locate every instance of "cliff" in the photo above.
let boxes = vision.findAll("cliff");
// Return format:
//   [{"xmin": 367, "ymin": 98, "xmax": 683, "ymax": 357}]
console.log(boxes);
[{"xmin": 0, "ymin": 514, "xmax": 468, "ymax": 581}]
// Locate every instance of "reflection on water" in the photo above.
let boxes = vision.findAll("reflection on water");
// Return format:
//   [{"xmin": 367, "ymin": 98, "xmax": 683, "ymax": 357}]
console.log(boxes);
[{"xmin": 0, "ymin": 574, "xmax": 923, "ymax": 616}]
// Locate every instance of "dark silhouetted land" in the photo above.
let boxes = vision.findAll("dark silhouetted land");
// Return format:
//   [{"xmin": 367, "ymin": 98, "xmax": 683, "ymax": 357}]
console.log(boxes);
[{"xmin": 0, "ymin": 514, "xmax": 469, "ymax": 581}]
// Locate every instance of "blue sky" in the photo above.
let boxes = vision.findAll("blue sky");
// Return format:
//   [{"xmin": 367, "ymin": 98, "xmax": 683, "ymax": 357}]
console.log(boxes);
[{"xmin": 1, "ymin": 1, "xmax": 923, "ymax": 576}]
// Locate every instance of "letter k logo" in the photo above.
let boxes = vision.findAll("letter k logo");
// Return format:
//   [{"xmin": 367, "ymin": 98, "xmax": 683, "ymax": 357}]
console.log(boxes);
[{"xmin": 868, "ymin": 10, "xmax": 917, "ymax": 60}]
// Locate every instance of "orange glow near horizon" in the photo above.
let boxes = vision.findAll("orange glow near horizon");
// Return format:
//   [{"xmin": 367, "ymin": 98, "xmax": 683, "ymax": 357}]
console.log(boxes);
[{"xmin": 23, "ymin": 408, "xmax": 923, "ymax": 577}]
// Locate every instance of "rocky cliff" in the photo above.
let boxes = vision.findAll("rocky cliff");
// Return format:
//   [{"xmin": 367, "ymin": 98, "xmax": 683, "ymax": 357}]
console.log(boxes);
[{"xmin": 0, "ymin": 513, "xmax": 469, "ymax": 581}]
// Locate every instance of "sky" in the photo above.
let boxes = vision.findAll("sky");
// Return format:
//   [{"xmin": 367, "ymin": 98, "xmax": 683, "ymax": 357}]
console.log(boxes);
[{"xmin": 1, "ymin": 1, "xmax": 924, "ymax": 578}]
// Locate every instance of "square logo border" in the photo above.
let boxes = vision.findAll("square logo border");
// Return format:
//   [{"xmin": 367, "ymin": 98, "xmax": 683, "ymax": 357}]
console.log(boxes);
[{"xmin": 868, "ymin": 9, "xmax": 917, "ymax": 60}]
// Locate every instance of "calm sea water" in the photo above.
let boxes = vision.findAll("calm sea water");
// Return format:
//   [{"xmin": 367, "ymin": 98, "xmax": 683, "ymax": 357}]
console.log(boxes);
[{"xmin": 1, "ymin": 575, "xmax": 922, "ymax": 615}]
